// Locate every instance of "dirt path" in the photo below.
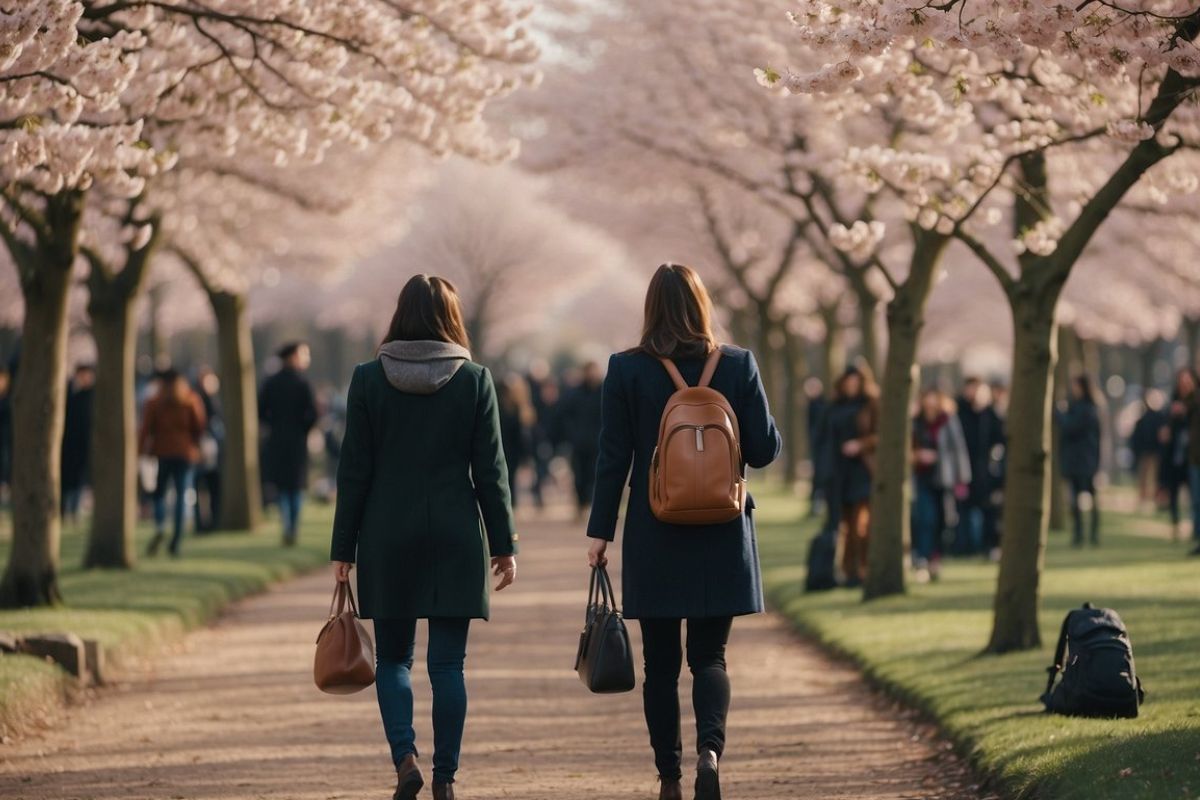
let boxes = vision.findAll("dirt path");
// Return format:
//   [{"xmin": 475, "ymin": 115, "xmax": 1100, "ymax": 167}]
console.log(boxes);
[{"xmin": 0, "ymin": 512, "xmax": 982, "ymax": 800}]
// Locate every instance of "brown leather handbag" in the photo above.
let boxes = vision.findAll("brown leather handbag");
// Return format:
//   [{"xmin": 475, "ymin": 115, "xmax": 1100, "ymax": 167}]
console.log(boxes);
[
  {"xmin": 649, "ymin": 348, "xmax": 746, "ymax": 525},
  {"xmin": 314, "ymin": 581, "xmax": 375, "ymax": 694}
]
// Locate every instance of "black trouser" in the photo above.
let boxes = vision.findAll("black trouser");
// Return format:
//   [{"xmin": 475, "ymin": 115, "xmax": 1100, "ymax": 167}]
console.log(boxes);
[
  {"xmin": 571, "ymin": 445, "xmax": 597, "ymax": 511},
  {"xmin": 638, "ymin": 617, "xmax": 733, "ymax": 781},
  {"xmin": 1069, "ymin": 475, "xmax": 1100, "ymax": 545}
]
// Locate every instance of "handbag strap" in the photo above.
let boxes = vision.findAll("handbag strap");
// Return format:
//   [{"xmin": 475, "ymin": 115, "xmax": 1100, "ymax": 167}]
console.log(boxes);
[
  {"xmin": 595, "ymin": 565, "xmax": 617, "ymax": 611},
  {"xmin": 328, "ymin": 581, "xmax": 361, "ymax": 619}
]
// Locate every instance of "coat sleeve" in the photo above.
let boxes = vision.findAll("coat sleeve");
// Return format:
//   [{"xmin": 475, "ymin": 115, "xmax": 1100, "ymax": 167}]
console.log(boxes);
[
  {"xmin": 138, "ymin": 398, "xmax": 155, "ymax": 455},
  {"xmin": 301, "ymin": 379, "xmax": 319, "ymax": 432},
  {"xmin": 740, "ymin": 351, "xmax": 783, "ymax": 470},
  {"xmin": 943, "ymin": 415, "xmax": 972, "ymax": 487},
  {"xmin": 471, "ymin": 367, "xmax": 518, "ymax": 557},
  {"xmin": 330, "ymin": 366, "xmax": 372, "ymax": 563},
  {"xmin": 586, "ymin": 354, "xmax": 633, "ymax": 541},
  {"xmin": 190, "ymin": 394, "xmax": 207, "ymax": 442}
]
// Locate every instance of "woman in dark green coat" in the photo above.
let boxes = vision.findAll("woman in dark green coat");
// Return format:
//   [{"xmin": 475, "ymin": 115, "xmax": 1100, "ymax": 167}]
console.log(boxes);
[{"xmin": 330, "ymin": 275, "xmax": 517, "ymax": 800}]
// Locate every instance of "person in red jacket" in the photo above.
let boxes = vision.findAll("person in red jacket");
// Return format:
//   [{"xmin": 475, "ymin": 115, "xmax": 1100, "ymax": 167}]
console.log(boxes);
[{"xmin": 139, "ymin": 369, "xmax": 206, "ymax": 556}]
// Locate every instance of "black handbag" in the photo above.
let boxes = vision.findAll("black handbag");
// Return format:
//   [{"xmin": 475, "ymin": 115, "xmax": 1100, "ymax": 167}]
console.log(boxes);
[{"xmin": 574, "ymin": 565, "xmax": 636, "ymax": 694}]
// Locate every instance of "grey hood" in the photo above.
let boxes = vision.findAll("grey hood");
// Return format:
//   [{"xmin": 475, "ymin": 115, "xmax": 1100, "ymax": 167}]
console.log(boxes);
[{"xmin": 378, "ymin": 340, "xmax": 471, "ymax": 395}]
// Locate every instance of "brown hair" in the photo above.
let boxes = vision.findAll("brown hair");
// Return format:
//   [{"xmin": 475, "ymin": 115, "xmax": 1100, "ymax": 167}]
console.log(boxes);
[
  {"xmin": 381, "ymin": 274, "xmax": 471, "ymax": 349},
  {"xmin": 834, "ymin": 363, "xmax": 879, "ymax": 402},
  {"xmin": 638, "ymin": 263, "xmax": 718, "ymax": 359}
]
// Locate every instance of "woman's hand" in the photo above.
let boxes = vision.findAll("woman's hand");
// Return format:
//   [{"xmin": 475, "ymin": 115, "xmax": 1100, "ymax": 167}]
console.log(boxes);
[
  {"xmin": 588, "ymin": 538, "xmax": 608, "ymax": 568},
  {"xmin": 332, "ymin": 561, "xmax": 353, "ymax": 583},
  {"xmin": 842, "ymin": 439, "xmax": 862, "ymax": 457},
  {"xmin": 492, "ymin": 555, "xmax": 517, "ymax": 591}
]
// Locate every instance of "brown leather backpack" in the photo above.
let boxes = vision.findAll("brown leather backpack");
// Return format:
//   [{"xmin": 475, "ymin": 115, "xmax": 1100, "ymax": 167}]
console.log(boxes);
[{"xmin": 649, "ymin": 348, "xmax": 746, "ymax": 525}]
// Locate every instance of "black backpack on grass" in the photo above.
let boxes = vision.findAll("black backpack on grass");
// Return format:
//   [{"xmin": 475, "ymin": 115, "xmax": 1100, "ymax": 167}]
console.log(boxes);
[
  {"xmin": 804, "ymin": 519, "xmax": 837, "ymax": 592},
  {"xmin": 1041, "ymin": 603, "xmax": 1144, "ymax": 719}
]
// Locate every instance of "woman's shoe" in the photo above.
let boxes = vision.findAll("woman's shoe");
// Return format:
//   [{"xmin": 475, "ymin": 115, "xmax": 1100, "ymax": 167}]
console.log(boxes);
[
  {"xmin": 432, "ymin": 782, "xmax": 455, "ymax": 800},
  {"xmin": 694, "ymin": 750, "xmax": 721, "ymax": 800},
  {"xmin": 658, "ymin": 777, "xmax": 683, "ymax": 800},
  {"xmin": 393, "ymin": 754, "xmax": 424, "ymax": 800}
]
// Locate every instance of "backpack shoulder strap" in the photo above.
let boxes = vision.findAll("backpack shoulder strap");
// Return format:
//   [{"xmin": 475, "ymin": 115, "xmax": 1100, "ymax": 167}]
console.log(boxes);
[
  {"xmin": 698, "ymin": 347, "xmax": 722, "ymax": 387},
  {"xmin": 1045, "ymin": 607, "xmax": 1077, "ymax": 696},
  {"xmin": 658, "ymin": 358, "xmax": 689, "ymax": 391}
]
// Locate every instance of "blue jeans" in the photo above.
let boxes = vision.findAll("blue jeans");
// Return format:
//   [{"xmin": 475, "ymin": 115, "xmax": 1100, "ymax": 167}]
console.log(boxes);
[
  {"xmin": 374, "ymin": 618, "xmax": 471, "ymax": 785},
  {"xmin": 912, "ymin": 480, "xmax": 943, "ymax": 564},
  {"xmin": 153, "ymin": 457, "xmax": 194, "ymax": 553},
  {"xmin": 278, "ymin": 489, "xmax": 303, "ymax": 541},
  {"xmin": 1190, "ymin": 465, "xmax": 1200, "ymax": 542}
]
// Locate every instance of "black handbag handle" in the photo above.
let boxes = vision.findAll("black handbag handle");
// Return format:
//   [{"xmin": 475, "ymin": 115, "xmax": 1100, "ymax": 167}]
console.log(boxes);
[{"xmin": 587, "ymin": 565, "xmax": 617, "ymax": 618}]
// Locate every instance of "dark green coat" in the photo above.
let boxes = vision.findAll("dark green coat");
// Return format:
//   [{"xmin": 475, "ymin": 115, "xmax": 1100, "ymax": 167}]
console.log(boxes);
[{"xmin": 330, "ymin": 359, "xmax": 517, "ymax": 620}]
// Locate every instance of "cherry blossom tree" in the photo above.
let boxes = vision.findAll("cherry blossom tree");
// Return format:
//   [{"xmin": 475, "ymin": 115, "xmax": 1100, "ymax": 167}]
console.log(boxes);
[
  {"xmin": 766, "ymin": 0, "xmax": 1200, "ymax": 649},
  {"xmin": 334, "ymin": 159, "xmax": 618, "ymax": 359},
  {"xmin": 0, "ymin": 2, "xmax": 155, "ymax": 604},
  {"xmin": 1, "ymin": 0, "xmax": 538, "ymax": 601}
]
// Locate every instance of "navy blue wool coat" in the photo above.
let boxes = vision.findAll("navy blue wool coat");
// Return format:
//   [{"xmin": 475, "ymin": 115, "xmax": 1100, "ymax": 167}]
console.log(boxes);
[{"xmin": 586, "ymin": 345, "xmax": 782, "ymax": 619}]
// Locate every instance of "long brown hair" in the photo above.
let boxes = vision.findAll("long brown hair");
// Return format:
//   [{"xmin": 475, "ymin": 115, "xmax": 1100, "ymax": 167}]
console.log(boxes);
[
  {"xmin": 638, "ymin": 263, "xmax": 718, "ymax": 359},
  {"xmin": 381, "ymin": 274, "xmax": 471, "ymax": 349}
]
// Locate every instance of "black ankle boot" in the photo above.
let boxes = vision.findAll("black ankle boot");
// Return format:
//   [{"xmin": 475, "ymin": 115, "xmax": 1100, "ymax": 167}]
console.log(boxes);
[
  {"xmin": 694, "ymin": 749, "xmax": 720, "ymax": 800},
  {"xmin": 658, "ymin": 777, "xmax": 683, "ymax": 800},
  {"xmin": 146, "ymin": 531, "xmax": 165, "ymax": 556},
  {"xmin": 393, "ymin": 754, "xmax": 424, "ymax": 800},
  {"xmin": 432, "ymin": 782, "xmax": 455, "ymax": 800}
]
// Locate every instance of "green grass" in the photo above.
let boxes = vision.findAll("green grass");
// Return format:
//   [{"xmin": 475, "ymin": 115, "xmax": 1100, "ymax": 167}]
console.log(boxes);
[
  {"xmin": 0, "ymin": 504, "xmax": 334, "ymax": 737},
  {"xmin": 756, "ymin": 489, "xmax": 1200, "ymax": 800}
]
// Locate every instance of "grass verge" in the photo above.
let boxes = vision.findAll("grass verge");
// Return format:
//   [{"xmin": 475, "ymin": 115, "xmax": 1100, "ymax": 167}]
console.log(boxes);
[
  {"xmin": 756, "ymin": 488, "xmax": 1200, "ymax": 800},
  {"xmin": 0, "ymin": 504, "xmax": 333, "ymax": 738}
]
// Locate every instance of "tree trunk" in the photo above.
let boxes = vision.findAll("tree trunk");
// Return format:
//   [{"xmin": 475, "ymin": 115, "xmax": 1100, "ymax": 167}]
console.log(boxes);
[
  {"xmin": 1183, "ymin": 317, "xmax": 1200, "ymax": 371},
  {"xmin": 780, "ymin": 327, "xmax": 807, "ymax": 487},
  {"xmin": 986, "ymin": 296, "xmax": 1058, "ymax": 652},
  {"xmin": 864, "ymin": 232, "xmax": 947, "ymax": 600},
  {"xmin": 819, "ymin": 302, "xmax": 845, "ymax": 387},
  {"xmin": 83, "ymin": 238, "xmax": 157, "ymax": 569},
  {"xmin": 1047, "ymin": 326, "xmax": 1073, "ymax": 532},
  {"xmin": 210, "ymin": 290, "xmax": 261, "ymax": 532},
  {"xmin": 849, "ymin": 281, "xmax": 880, "ymax": 375},
  {"xmin": 0, "ymin": 193, "xmax": 84, "ymax": 606}
]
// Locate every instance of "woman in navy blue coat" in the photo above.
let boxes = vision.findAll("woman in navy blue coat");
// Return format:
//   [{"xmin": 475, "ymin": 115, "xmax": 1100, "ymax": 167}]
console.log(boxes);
[{"xmin": 587, "ymin": 263, "xmax": 781, "ymax": 800}]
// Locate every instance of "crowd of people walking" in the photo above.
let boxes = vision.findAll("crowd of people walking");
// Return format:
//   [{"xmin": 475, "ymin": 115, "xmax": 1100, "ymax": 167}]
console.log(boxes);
[
  {"xmin": 809, "ymin": 366, "xmax": 1010, "ymax": 586},
  {"xmin": 1130, "ymin": 367, "xmax": 1200, "ymax": 556}
]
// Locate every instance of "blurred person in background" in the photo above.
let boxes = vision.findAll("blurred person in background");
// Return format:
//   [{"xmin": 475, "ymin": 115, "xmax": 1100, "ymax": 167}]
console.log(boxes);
[
  {"xmin": 60, "ymin": 364, "xmax": 96, "ymax": 525},
  {"xmin": 824, "ymin": 364, "xmax": 879, "ymax": 588},
  {"xmin": 1162, "ymin": 370, "xmax": 1194, "ymax": 543},
  {"xmin": 497, "ymin": 373, "xmax": 536, "ymax": 509},
  {"xmin": 259, "ymin": 342, "xmax": 319, "ymax": 546},
  {"xmin": 804, "ymin": 377, "xmax": 829, "ymax": 518},
  {"xmin": 526, "ymin": 359, "xmax": 558, "ymax": 509},
  {"xmin": 139, "ymin": 369, "xmax": 206, "ymax": 557},
  {"xmin": 193, "ymin": 366, "xmax": 223, "ymax": 532},
  {"xmin": 1167, "ymin": 368, "xmax": 1200, "ymax": 555},
  {"xmin": 910, "ymin": 389, "xmax": 971, "ymax": 583},
  {"xmin": 1129, "ymin": 388, "xmax": 1167, "ymax": 513},
  {"xmin": 561, "ymin": 360, "xmax": 604, "ymax": 518},
  {"xmin": 1058, "ymin": 375, "xmax": 1103, "ymax": 548},
  {"xmin": 956, "ymin": 378, "xmax": 1006, "ymax": 559},
  {"xmin": 0, "ymin": 368, "xmax": 11, "ymax": 506}
]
